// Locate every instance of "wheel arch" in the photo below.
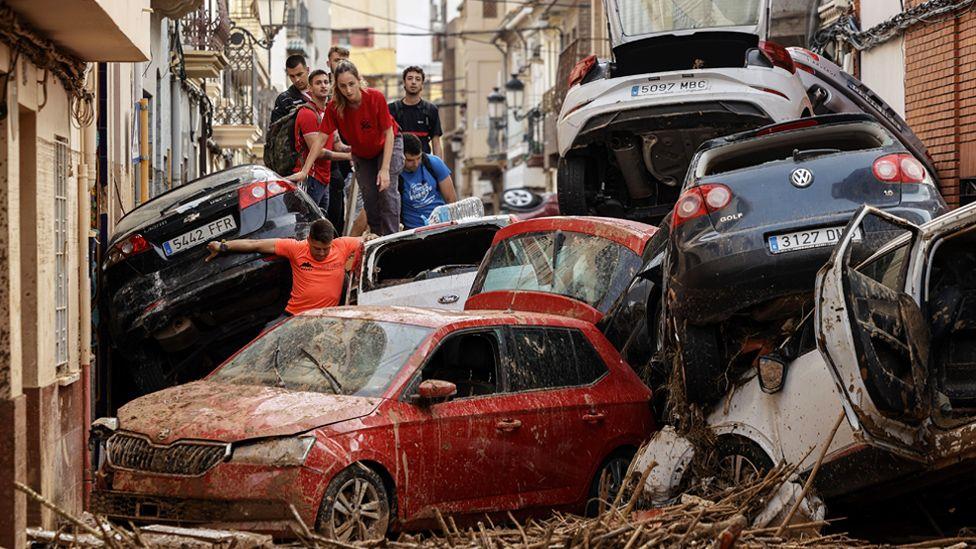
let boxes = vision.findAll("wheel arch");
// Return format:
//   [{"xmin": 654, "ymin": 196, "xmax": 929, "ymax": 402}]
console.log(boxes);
[{"xmin": 710, "ymin": 423, "xmax": 780, "ymax": 466}]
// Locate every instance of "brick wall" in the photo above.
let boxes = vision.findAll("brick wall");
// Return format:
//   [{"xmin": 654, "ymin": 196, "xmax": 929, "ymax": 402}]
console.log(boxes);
[{"xmin": 903, "ymin": 4, "xmax": 976, "ymax": 207}]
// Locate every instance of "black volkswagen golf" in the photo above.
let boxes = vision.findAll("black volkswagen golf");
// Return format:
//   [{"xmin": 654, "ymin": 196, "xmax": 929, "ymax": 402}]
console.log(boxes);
[
  {"xmin": 665, "ymin": 114, "xmax": 947, "ymax": 402},
  {"xmin": 102, "ymin": 165, "xmax": 323, "ymax": 403}
]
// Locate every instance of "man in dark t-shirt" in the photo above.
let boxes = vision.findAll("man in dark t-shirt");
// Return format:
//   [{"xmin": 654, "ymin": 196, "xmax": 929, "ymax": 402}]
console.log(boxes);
[
  {"xmin": 389, "ymin": 65, "xmax": 443, "ymax": 157},
  {"xmin": 270, "ymin": 54, "xmax": 312, "ymax": 124}
]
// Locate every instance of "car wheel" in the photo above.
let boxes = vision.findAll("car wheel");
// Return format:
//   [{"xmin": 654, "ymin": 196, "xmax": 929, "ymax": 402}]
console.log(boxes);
[
  {"xmin": 585, "ymin": 451, "xmax": 634, "ymax": 516},
  {"xmin": 557, "ymin": 156, "xmax": 589, "ymax": 215},
  {"xmin": 679, "ymin": 323, "xmax": 727, "ymax": 406},
  {"xmin": 714, "ymin": 436, "xmax": 774, "ymax": 489},
  {"xmin": 317, "ymin": 465, "xmax": 391, "ymax": 542}
]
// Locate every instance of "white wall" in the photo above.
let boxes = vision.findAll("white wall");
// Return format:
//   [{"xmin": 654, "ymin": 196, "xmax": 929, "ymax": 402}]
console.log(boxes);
[
  {"xmin": 397, "ymin": 0, "xmax": 432, "ymax": 67},
  {"xmin": 859, "ymin": 0, "xmax": 905, "ymax": 117}
]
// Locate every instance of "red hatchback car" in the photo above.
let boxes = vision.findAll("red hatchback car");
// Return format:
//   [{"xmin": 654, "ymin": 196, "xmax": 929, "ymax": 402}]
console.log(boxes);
[{"xmin": 91, "ymin": 306, "xmax": 654, "ymax": 540}]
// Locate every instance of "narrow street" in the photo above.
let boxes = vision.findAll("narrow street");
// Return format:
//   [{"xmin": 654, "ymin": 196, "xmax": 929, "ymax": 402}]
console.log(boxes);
[{"xmin": 2, "ymin": 0, "xmax": 976, "ymax": 547}]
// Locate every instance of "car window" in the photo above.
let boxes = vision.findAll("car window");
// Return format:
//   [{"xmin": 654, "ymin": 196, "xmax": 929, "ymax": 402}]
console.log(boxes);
[
  {"xmin": 507, "ymin": 327, "xmax": 608, "ymax": 392},
  {"xmin": 416, "ymin": 330, "xmax": 501, "ymax": 400},
  {"xmin": 615, "ymin": 0, "xmax": 760, "ymax": 35},
  {"xmin": 473, "ymin": 231, "xmax": 643, "ymax": 313},
  {"xmin": 856, "ymin": 241, "xmax": 910, "ymax": 291},
  {"xmin": 210, "ymin": 317, "xmax": 431, "ymax": 397}
]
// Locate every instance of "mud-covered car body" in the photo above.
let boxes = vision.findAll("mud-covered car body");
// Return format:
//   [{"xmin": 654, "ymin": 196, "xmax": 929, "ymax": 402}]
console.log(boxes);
[
  {"xmin": 347, "ymin": 215, "xmax": 513, "ymax": 310},
  {"xmin": 102, "ymin": 165, "xmax": 322, "ymax": 398},
  {"xmin": 91, "ymin": 307, "xmax": 653, "ymax": 538},
  {"xmin": 666, "ymin": 114, "xmax": 947, "ymax": 327},
  {"xmin": 639, "ymin": 204, "xmax": 976, "ymax": 529},
  {"xmin": 556, "ymin": 0, "xmax": 818, "ymax": 222}
]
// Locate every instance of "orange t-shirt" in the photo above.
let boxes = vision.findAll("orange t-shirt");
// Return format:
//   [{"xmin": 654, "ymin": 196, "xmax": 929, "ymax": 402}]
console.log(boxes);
[{"xmin": 274, "ymin": 237, "xmax": 362, "ymax": 314}]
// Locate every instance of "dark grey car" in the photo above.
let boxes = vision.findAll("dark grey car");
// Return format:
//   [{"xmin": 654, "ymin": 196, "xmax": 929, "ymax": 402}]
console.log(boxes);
[{"xmin": 665, "ymin": 114, "xmax": 947, "ymax": 403}]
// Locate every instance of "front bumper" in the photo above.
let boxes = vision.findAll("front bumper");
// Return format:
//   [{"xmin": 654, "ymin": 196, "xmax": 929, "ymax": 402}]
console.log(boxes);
[{"xmin": 91, "ymin": 490, "xmax": 295, "ymax": 532}]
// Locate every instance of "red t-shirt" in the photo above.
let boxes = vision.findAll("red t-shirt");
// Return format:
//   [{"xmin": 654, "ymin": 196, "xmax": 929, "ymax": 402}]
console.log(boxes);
[
  {"xmin": 294, "ymin": 104, "xmax": 332, "ymax": 184},
  {"xmin": 322, "ymin": 87, "xmax": 399, "ymax": 160},
  {"xmin": 274, "ymin": 237, "xmax": 362, "ymax": 314}
]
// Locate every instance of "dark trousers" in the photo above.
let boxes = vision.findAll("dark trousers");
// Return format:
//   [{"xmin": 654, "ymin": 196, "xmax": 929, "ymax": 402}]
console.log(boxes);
[
  {"xmin": 327, "ymin": 164, "xmax": 345, "ymax": 235},
  {"xmin": 306, "ymin": 175, "xmax": 330, "ymax": 214},
  {"xmin": 353, "ymin": 135, "xmax": 404, "ymax": 236}
]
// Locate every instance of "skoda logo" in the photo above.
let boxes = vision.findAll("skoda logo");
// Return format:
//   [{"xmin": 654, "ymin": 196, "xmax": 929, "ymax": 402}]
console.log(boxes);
[
  {"xmin": 156, "ymin": 428, "xmax": 171, "ymax": 441},
  {"xmin": 790, "ymin": 168, "xmax": 814, "ymax": 188}
]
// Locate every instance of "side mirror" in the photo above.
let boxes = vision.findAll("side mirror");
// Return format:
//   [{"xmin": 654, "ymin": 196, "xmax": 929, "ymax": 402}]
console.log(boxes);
[
  {"xmin": 757, "ymin": 354, "xmax": 787, "ymax": 394},
  {"xmin": 413, "ymin": 379, "xmax": 457, "ymax": 405}
]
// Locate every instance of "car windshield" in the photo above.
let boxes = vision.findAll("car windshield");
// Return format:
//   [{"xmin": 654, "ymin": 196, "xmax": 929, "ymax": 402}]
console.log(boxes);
[
  {"xmin": 210, "ymin": 317, "xmax": 431, "ymax": 397},
  {"xmin": 472, "ymin": 231, "xmax": 643, "ymax": 313},
  {"xmin": 615, "ymin": 0, "xmax": 761, "ymax": 36}
]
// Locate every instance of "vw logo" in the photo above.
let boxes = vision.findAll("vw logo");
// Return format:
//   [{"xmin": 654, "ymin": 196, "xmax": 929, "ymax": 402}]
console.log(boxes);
[{"xmin": 790, "ymin": 168, "xmax": 814, "ymax": 188}]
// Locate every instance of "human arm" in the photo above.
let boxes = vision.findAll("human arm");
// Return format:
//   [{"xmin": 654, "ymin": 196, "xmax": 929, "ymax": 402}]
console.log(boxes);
[
  {"xmin": 287, "ymin": 132, "xmax": 326, "ymax": 182},
  {"xmin": 431, "ymin": 135, "xmax": 443, "ymax": 157},
  {"xmin": 377, "ymin": 126, "xmax": 395, "ymax": 192},
  {"xmin": 438, "ymin": 174, "xmax": 457, "ymax": 203},
  {"xmin": 205, "ymin": 239, "xmax": 277, "ymax": 261},
  {"xmin": 430, "ymin": 106, "xmax": 443, "ymax": 157}
]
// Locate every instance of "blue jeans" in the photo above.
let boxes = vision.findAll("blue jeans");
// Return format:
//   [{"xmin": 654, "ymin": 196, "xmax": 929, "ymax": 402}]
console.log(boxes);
[{"xmin": 306, "ymin": 175, "xmax": 330, "ymax": 214}]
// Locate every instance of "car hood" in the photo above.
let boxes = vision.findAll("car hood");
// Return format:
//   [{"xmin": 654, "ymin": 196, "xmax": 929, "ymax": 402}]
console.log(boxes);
[{"xmin": 116, "ymin": 381, "xmax": 382, "ymax": 445}]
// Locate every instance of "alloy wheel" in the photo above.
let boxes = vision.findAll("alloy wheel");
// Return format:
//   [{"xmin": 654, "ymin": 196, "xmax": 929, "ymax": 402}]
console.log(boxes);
[{"xmin": 329, "ymin": 476, "xmax": 385, "ymax": 542}]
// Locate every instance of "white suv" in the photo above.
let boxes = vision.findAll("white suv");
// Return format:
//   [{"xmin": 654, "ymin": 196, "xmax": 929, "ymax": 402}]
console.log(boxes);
[{"xmin": 557, "ymin": 0, "xmax": 818, "ymax": 222}]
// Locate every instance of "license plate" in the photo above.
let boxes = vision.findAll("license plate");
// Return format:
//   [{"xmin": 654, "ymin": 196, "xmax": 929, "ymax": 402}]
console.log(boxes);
[
  {"xmin": 162, "ymin": 215, "xmax": 237, "ymax": 257},
  {"xmin": 768, "ymin": 226, "xmax": 861, "ymax": 254},
  {"xmin": 631, "ymin": 79, "xmax": 710, "ymax": 97}
]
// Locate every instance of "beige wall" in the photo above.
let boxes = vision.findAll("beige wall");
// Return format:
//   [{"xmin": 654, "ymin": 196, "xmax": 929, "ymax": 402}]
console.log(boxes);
[
  {"xmin": 456, "ymin": 0, "xmax": 502, "ymax": 162},
  {"xmin": 331, "ymin": 0, "xmax": 397, "ymax": 51}
]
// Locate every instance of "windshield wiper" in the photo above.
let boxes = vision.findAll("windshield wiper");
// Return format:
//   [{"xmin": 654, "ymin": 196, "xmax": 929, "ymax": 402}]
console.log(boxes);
[
  {"xmin": 270, "ymin": 340, "xmax": 285, "ymax": 388},
  {"xmin": 300, "ymin": 347, "xmax": 343, "ymax": 394}
]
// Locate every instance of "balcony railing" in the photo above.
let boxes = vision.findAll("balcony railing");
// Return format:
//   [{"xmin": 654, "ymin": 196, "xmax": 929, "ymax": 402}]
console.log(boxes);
[
  {"xmin": 553, "ymin": 38, "xmax": 591, "ymax": 115},
  {"xmin": 181, "ymin": 0, "xmax": 231, "ymax": 51},
  {"xmin": 215, "ymin": 29, "xmax": 259, "ymax": 127}
]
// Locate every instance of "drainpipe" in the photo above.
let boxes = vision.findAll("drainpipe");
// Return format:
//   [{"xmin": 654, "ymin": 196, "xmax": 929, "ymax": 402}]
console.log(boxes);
[
  {"xmin": 171, "ymin": 74, "xmax": 182, "ymax": 189},
  {"xmin": 78, "ymin": 68, "xmax": 97, "ymax": 509},
  {"xmin": 139, "ymin": 98, "xmax": 150, "ymax": 202}
]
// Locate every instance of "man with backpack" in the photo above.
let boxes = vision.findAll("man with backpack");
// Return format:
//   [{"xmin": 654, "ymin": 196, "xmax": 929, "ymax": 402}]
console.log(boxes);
[
  {"xmin": 295, "ymin": 69, "xmax": 350, "ymax": 211},
  {"xmin": 389, "ymin": 65, "xmax": 443, "ymax": 157},
  {"xmin": 399, "ymin": 133, "xmax": 456, "ymax": 229},
  {"xmin": 270, "ymin": 54, "xmax": 312, "ymax": 124}
]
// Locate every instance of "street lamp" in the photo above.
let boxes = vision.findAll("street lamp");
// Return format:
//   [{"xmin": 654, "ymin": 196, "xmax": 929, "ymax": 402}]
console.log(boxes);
[
  {"xmin": 231, "ymin": 0, "xmax": 288, "ymax": 49},
  {"xmin": 487, "ymin": 87, "xmax": 506, "ymax": 121},
  {"xmin": 504, "ymin": 73, "xmax": 525, "ymax": 115}
]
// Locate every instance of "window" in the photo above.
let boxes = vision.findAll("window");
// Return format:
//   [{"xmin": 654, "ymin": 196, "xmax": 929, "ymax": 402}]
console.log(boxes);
[
  {"xmin": 615, "ymin": 0, "xmax": 761, "ymax": 36},
  {"xmin": 858, "ymin": 241, "xmax": 911, "ymax": 291},
  {"xmin": 508, "ymin": 327, "xmax": 607, "ymax": 392},
  {"xmin": 418, "ymin": 331, "xmax": 501, "ymax": 399},
  {"xmin": 54, "ymin": 136, "xmax": 69, "ymax": 372},
  {"xmin": 483, "ymin": 0, "xmax": 497, "ymax": 18}
]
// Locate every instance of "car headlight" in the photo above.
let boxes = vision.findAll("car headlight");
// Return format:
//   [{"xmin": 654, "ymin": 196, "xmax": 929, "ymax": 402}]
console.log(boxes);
[{"xmin": 230, "ymin": 435, "xmax": 316, "ymax": 466}]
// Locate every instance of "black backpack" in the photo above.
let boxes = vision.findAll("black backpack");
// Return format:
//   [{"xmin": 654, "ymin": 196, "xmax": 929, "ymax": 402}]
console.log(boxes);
[{"xmin": 264, "ymin": 103, "xmax": 314, "ymax": 176}]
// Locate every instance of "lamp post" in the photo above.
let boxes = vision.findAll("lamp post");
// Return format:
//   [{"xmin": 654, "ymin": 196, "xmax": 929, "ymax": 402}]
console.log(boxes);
[
  {"xmin": 504, "ymin": 73, "xmax": 525, "ymax": 118},
  {"xmin": 231, "ymin": 0, "xmax": 287, "ymax": 50}
]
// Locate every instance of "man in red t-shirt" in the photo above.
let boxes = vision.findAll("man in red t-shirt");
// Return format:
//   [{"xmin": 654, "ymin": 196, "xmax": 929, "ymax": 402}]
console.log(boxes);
[
  {"xmin": 291, "ymin": 61, "xmax": 405, "ymax": 236},
  {"xmin": 295, "ymin": 70, "xmax": 351, "ymax": 213},
  {"xmin": 204, "ymin": 219, "xmax": 369, "ymax": 327}
]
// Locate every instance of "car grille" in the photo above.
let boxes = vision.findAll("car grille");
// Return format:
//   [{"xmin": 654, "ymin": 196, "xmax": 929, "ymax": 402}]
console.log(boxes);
[{"xmin": 106, "ymin": 433, "xmax": 229, "ymax": 476}]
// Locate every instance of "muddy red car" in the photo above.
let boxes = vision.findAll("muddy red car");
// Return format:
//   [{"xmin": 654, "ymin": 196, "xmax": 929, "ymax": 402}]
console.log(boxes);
[{"xmin": 91, "ymin": 306, "xmax": 653, "ymax": 540}]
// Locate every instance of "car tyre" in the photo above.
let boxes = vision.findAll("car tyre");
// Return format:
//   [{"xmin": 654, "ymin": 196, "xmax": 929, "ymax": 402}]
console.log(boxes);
[
  {"xmin": 714, "ymin": 435, "xmax": 774, "ymax": 488},
  {"xmin": 557, "ymin": 156, "xmax": 589, "ymax": 215},
  {"xmin": 317, "ymin": 464, "xmax": 391, "ymax": 542},
  {"xmin": 679, "ymin": 323, "xmax": 727, "ymax": 406},
  {"xmin": 585, "ymin": 450, "xmax": 634, "ymax": 516}
]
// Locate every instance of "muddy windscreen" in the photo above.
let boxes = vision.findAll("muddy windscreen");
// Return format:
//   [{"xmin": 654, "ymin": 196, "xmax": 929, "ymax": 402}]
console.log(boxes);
[
  {"xmin": 470, "ymin": 231, "xmax": 643, "ymax": 313},
  {"xmin": 210, "ymin": 317, "xmax": 431, "ymax": 397},
  {"xmin": 614, "ymin": 0, "xmax": 761, "ymax": 36}
]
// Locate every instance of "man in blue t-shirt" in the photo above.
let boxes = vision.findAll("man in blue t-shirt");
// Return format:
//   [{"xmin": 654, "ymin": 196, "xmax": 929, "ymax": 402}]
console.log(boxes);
[{"xmin": 399, "ymin": 133, "xmax": 457, "ymax": 229}]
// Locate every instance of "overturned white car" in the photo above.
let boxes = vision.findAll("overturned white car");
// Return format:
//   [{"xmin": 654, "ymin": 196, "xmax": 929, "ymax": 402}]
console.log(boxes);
[
  {"xmin": 557, "ymin": 0, "xmax": 819, "ymax": 222},
  {"xmin": 638, "ymin": 202, "xmax": 976, "ymax": 529}
]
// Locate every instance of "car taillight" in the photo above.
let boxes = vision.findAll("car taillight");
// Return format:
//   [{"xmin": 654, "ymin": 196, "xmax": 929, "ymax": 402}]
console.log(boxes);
[
  {"xmin": 104, "ymin": 233, "xmax": 151, "ymax": 269},
  {"xmin": 567, "ymin": 54, "xmax": 597, "ymax": 88},
  {"xmin": 872, "ymin": 153, "xmax": 931, "ymax": 184},
  {"xmin": 759, "ymin": 41, "xmax": 795, "ymax": 74},
  {"xmin": 672, "ymin": 184, "xmax": 732, "ymax": 227},
  {"xmin": 238, "ymin": 179, "xmax": 297, "ymax": 209}
]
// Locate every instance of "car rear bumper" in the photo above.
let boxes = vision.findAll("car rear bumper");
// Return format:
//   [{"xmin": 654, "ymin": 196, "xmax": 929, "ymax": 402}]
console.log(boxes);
[
  {"xmin": 670, "ymin": 203, "xmax": 945, "ymax": 324},
  {"xmin": 558, "ymin": 68, "xmax": 809, "ymax": 154}
]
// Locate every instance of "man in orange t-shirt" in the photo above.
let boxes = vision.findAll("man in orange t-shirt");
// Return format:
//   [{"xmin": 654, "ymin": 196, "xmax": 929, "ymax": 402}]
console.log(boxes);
[{"xmin": 205, "ymin": 219, "xmax": 368, "ymax": 327}]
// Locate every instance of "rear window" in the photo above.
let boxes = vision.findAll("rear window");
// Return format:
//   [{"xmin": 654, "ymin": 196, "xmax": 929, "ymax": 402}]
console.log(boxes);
[
  {"xmin": 367, "ymin": 224, "xmax": 501, "ymax": 290},
  {"xmin": 615, "ymin": 0, "xmax": 761, "ymax": 36},
  {"xmin": 470, "ymin": 231, "xmax": 642, "ymax": 313},
  {"xmin": 697, "ymin": 122, "xmax": 894, "ymax": 177}
]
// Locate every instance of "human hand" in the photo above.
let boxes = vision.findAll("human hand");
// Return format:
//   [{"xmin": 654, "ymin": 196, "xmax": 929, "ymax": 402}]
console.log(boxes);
[
  {"xmin": 377, "ymin": 170, "xmax": 390, "ymax": 192},
  {"xmin": 335, "ymin": 141, "xmax": 351, "ymax": 153},
  {"xmin": 287, "ymin": 171, "xmax": 309, "ymax": 183},
  {"xmin": 205, "ymin": 241, "xmax": 222, "ymax": 262}
]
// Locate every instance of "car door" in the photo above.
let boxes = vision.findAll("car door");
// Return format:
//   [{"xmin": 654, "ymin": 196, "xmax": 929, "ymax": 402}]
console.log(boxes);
[{"xmin": 816, "ymin": 205, "xmax": 931, "ymax": 459}]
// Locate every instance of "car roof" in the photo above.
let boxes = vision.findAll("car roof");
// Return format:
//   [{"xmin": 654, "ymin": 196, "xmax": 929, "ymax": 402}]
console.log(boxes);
[
  {"xmin": 298, "ymin": 305, "xmax": 595, "ymax": 330},
  {"xmin": 492, "ymin": 216, "xmax": 657, "ymax": 253},
  {"xmin": 364, "ymin": 215, "xmax": 514, "ymax": 248}
]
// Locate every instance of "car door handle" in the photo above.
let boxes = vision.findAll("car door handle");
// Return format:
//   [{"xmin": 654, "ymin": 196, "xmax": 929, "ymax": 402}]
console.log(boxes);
[
  {"xmin": 438, "ymin": 294, "xmax": 459, "ymax": 305},
  {"xmin": 582, "ymin": 412, "xmax": 606, "ymax": 424},
  {"xmin": 496, "ymin": 419, "xmax": 522, "ymax": 432}
]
